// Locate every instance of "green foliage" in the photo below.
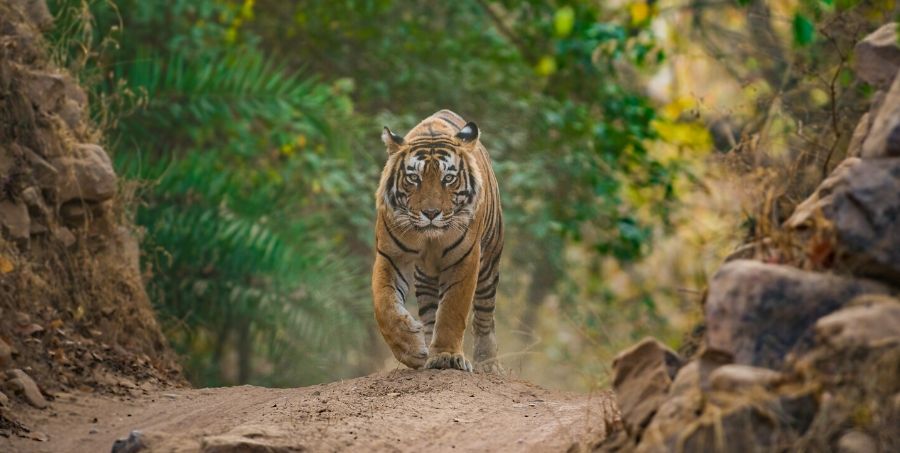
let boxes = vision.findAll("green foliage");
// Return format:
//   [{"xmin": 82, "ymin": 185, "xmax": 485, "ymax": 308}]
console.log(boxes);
[
  {"xmin": 49, "ymin": 0, "xmax": 370, "ymax": 386},
  {"xmin": 50, "ymin": 0, "xmax": 701, "ymax": 388}
]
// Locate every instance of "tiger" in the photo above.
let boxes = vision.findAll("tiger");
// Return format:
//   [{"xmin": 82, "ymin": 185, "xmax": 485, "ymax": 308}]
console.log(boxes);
[{"xmin": 372, "ymin": 109, "xmax": 504, "ymax": 373}]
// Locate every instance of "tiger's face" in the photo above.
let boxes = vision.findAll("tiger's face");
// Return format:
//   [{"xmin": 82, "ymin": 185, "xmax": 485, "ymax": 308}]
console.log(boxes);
[{"xmin": 380, "ymin": 122, "xmax": 482, "ymax": 238}]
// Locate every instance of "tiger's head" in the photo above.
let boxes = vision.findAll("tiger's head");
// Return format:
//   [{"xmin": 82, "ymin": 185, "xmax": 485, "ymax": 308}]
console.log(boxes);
[{"xmin": 379, "ymin": 121, "xmax": 482, "ymax": 238}]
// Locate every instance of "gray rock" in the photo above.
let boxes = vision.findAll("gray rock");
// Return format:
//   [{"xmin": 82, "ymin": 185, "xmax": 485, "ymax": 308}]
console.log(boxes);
[
  {"xmin": 0, "ymin": 200, "xmax": 30, "ymax": 240},
  {"xmin": 854, "ymin": 23, "xmax": 900, "ymax": 89},
  {"xmin": 815, "ymin": 294, "xmax": 900, "ymax": 348},
  {"xmin": 705, "ymin": 260, "xmax": 891, "ymax": 369},
  {"xmin": 861, "ymin": 72, "xmax": 900, "ymax": 158},
  {"xmin": 4, "ymin": 368, "xmax": 47, "ymax": 408},
  {"xmin": 52, "ymin": 143, "xmax": 118, "ymax": 203},
  {"xmin": 786, "ymin": 158, "xmax": 900, "ymax": 281},
  {"xmin": 111, "ymin": 430, "xmax": 149, "ymax": 453},
  {"xmin": 0, "ymin": 390, "xmax": 8, "ymax": 406},
  {"xmin": 611, "ymin": 338, "xmax": 682, "ymax": 436}
]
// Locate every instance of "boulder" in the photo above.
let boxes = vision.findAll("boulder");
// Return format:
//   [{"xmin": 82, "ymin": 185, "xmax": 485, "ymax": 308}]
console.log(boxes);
[
  {"xmin": 815, "ymin": 295, "xmax": 900, "ymax": 349},
  {"xmin": 0, "ymin": 200, "xmax": 30, "ymax": 240},
  {"xmin": 611, "ymin": 338, "xmax": 682, "ymax": 436},
  {"xmin": 51, "ymin": 143, "xmax": 117, "ymax": 203},
  {"xmin": 709, "ymin": 365, "xmax": 782, "ymax": 393},
  {"xmin": 670, "ymin": 385, "xmax": 816, "ymax": 453},
  {"xmin": 4, "ymin": 368, "xmax": 48, "ymax": 408},
  {"xmin": 854, "ymin": 23, "xmax": 900, "ymax": 89},
  {"xmin": 635, "ymin": 362, "xmax": 704, "ymax": 453},
  {"xmin": 861, "ymin": 73, "xmax": 900, "ymax": 158},
  {"xmin": 786, "ymin": 158, "xmax": 900, "ymax": 282},
  {"xmin": 705, "ymin": 260, "xmax": 891, "ymax": 369}
]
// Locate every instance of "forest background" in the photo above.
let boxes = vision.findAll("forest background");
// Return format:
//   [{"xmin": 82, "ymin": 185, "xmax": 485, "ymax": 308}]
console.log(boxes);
[{"xmin": 45, "ymin": 0, "xmax": 895, "ymax": 390}]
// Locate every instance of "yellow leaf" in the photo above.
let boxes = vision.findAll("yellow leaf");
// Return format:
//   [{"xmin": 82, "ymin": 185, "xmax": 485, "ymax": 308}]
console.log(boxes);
[
  {"xmin": 630, "ymin": 2, "xmax": 650, "ymax": 25},
  {"xmin": 809, "ymin": 88, "xmax": 830, "ymax": 107},
  {"xmin": 535, "ymin": 55, "xmax": 557, "ymax": 77},
  {"xmin": 652, "ymin": 119, "xmax": 713, "ymax": 151},
  {"xmin": 0, "ymin": 255, "xmax": 13, "ymax": 274},
  {"xmin": 554, "ymin": 6, "xmax": 575, "ymax": 38}
]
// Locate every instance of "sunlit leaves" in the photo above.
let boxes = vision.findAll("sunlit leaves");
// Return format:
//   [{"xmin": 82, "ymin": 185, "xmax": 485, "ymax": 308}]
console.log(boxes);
[{"xmin": 554, "ymin": 6, "xmax": 575, "ymax": 37}]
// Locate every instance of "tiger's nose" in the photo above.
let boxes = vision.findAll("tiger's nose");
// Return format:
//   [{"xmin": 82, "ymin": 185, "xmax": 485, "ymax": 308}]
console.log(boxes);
[{"xmin": 422, "ymin": 209, "xmax": 441, "ymax": 220}]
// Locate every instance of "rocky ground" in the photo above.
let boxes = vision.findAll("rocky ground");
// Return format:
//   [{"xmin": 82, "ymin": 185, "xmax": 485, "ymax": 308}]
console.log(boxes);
[
  {"xmin": 597, "ymin": 22, "xmax": 900, "ymax": 453},
  {"xmin": 2, "ymin": 369, "xmax": 618, "ymax": 453}
]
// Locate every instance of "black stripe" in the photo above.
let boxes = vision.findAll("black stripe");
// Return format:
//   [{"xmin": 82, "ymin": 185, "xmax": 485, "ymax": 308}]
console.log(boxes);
[
  {"xmin": 377, "ymin": 248, "xmax": 408, "ymax": 288},
  {"xmin": 383, "ymin": 214, "xmax": 418, "ymax": 254},
  {"xmin": 475, "ymin": 286, "xmax": 497, "ymax": 300},
  {"xmin": 439, "ymin": 279, "xmax": 463, "ymax": 299},
  {"xmin": 415, "ymin": 267, "xmax": 438, "ymax": 283},
  {"xmin": 476, "ymin": 273, "xmax": 500, "ymax": 294},
  {"xmin": 442, "ymin": 232, "xmax": 467, "ymax": 258},
  {"xmin": 437, "ymin": 116, "xmax": 462, "ymax": 130},
  {"xmin": 418, "ymin": 301, "xmax": 438, "ymax": 313},
  {"xmin": 415, "ymin": 289, "xmax": 438, "ymax": 298},
  {"xmin": 478, "ymin": 254, "xmax": 502, "ymax": 283},
  {"xmin": 442, "ymin": 240, "xmax": 476, "ymax": 272},
  {"xmin": 473, "ymin": 304, "xmax": 495, "ymax": 312}
]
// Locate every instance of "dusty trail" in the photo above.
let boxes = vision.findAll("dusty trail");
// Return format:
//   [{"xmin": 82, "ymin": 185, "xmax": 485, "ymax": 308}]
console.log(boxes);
[{"xmin": 4, "ymin": 369, "xmax": 619, "ymax": 452}]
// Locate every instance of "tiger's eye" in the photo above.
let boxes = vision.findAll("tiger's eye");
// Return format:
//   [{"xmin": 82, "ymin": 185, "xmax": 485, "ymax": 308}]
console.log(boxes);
[
  {"xmin": 442, "ymin": 174, "xmax": 457, "ymax": 185},
  {"xmin": 406, "ymin": 174, "xmax": 420, "ymax": 185}
]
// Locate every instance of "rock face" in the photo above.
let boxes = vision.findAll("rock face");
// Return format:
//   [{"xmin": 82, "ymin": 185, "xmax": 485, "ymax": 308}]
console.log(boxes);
[
  {"xmin": 611, "ymin": 338, "xmax": 682, "ymax": 436},
  {"xmin": 786, "ymin": 158, "xmax": 900, "ymax": 281},
  {"xmin": 854, "ymin": 23, "xmax": 900, "ymax": 89},
  {"xmin": 861, "ymin": 72, "xmax": 900, "ymax": 158},
  {"xmin": 0, "ymin": 0, "xmax": 181, "ymax": 416},
  {"xmin": 704, "ymin": 260, "xmax": 890, "ymax": 369}
]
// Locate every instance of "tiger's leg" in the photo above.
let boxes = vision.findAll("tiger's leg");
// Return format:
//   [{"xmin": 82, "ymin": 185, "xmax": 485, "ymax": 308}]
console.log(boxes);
[
  {"xmin": 414, "ymin": 267, "xmax": 440, "ymax": 346},
  {"xmin": 472, "ymin": 265, "xmax": 502, "ymax": 373},
  {"xmin": 426, "ymin": 244, "xmax": 480, "ymax": 372},
  {"xmin": 372, "ymin": 251, "xmax": 427, "ymax": 369}
]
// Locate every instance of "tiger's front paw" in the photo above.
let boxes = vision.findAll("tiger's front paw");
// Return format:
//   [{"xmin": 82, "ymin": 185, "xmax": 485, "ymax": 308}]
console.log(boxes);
[
  {"xmin": 385, "ymin": 317, "xmax": 428, "ymax": 369},
  {"xmin": 425, "ymin": 352, "xmax": 472, "ymax": 372}
]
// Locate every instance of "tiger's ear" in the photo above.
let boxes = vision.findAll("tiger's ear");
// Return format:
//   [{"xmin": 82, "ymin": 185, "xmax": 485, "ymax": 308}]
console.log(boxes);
[
  {"xmin": 382, "ymin": 126, "xmax": 404, "ymax": 154},
  {"xmin": 455, "ymin": 122, "xmax": 479, "ymax": 145}
]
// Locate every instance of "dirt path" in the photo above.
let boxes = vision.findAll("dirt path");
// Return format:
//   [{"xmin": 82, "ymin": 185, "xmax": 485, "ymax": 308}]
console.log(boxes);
[{"xmin": 4, "ymin": 369, "xmax": 619, "ymax": 452}]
